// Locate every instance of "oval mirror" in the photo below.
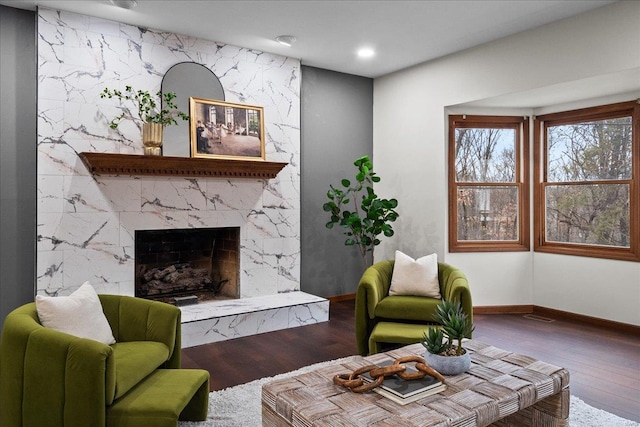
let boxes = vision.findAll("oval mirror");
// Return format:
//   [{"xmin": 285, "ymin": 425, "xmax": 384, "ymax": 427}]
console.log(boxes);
[{"xmin": 161, "ymin": 62, "xmax": 225, "ymax": 157}]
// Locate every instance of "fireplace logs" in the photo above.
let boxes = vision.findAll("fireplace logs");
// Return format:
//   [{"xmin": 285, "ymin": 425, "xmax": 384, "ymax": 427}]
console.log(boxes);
[
  {"xmin": 138, "ymin": 263, "xmax": 215, "ymax": 297},
  {"xmin": 135, "ymin": 227, "xmax": 240, "ymax": 304}
]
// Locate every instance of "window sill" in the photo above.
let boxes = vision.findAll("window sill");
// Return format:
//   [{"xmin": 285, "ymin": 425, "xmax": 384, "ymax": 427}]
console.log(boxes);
[{"xmin": 533, "ymin": 244, "xmax": 640, "ymax": 262}]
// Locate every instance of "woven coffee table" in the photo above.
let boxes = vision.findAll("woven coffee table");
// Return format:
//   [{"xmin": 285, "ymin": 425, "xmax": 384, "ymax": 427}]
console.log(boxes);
[{"xmin": 262, "ymin": 340, "xmax": 570, "ymax": 426}]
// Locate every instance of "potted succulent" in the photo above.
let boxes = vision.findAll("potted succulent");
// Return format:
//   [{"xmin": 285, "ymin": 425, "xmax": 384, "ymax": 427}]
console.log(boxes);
[
  {"xmin": 421, "ymin": 300, "xmax": 475, "ymax": 375},
  {"xmin": 100, "ymin": 85, "xmax": 189, "ymax": 156},
  {"xmin": 323, "ymin": 155, "xmax": 399, "ymax": 269}
]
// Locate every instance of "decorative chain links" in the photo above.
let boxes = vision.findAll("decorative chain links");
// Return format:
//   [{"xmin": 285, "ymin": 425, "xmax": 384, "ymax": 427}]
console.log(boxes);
[{"xmin": 333, "ymin": 355, "xmax": 446, "ymax": 393}]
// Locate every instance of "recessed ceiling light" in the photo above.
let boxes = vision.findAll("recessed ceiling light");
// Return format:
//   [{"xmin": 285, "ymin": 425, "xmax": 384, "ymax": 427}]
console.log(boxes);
[
  {"xmin": 275, "ymin": 35, "xmax": 297, "ymax": 47},
  {"xmin": 109, "ymin": 0, "xmax": 138, "ymax": 9},
  {"xmin": 357, "ymin": 48, "xmax": 375, "ymax": 59}
]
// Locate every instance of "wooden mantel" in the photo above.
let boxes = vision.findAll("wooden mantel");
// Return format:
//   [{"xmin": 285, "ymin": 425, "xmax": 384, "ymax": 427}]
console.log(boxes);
[{"xmin": 79, "ymin": 152, "xmax": 287, "ymax": 179}]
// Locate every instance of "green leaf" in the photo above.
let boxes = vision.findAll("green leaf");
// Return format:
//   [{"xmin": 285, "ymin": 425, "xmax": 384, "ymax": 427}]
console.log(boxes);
[
  {"xmin": 341, "ymin": 179, "xmax": 351, "ymax": 187},
  {"xmin": 354, "ymin": 155, "xmax": 369, "ymax": 167},
  {"xmin": 346, "ymin": 216, "xmax": 361, "ymax": 226},
  {"xmin": 366, "ymin": 210, "xmax": 378, "ymax": 220},
  {"xmin": 325, "ymin": 222, "xmax": 335, "ymax": 229},
  {"xmin": 100, "ymin": 86, "xmax": 188, "ymax": 128},
  {"xmin": 421, "ymin": 328, "xmax": 448, "ymax": 354}
]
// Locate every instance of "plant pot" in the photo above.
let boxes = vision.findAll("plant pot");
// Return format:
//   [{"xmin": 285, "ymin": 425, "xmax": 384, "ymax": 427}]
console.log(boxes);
[
  {"xmin": 424, "ymin": 349, "xmax": 471, "ymax": 376},
  {"xmin": 142, "ymin": 122, "xmax": 163, "ymax": 156}
]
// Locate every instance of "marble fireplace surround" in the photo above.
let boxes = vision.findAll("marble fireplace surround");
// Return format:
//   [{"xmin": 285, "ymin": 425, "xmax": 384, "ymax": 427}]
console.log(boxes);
[{"xmin": 35, "ymin": 8, "xmax": 328, "ymax": 347}]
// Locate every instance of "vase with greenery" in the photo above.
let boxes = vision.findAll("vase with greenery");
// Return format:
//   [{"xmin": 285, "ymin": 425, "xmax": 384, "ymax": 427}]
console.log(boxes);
[
  {"xmin": 421, "ymin": 301, "xmax": 475, "ymax": 375},
  {"xmin": 323, "ymin": 155, "xmax": 399, "ymax": 269},
  {"xmin": 100, "ymin": 85, "xmax": 189, "ymax": 155}
]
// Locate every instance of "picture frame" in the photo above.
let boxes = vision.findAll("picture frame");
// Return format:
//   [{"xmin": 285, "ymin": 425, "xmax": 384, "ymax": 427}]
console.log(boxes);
[{"xmin": 189, "ymin": 97, "xmax": 265, "ymax": 161}]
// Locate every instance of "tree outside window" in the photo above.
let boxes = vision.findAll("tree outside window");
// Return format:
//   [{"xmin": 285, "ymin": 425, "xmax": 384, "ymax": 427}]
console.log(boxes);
[
  {"xmin": 534, "ymin": 101, "xmax": 639, "ymax": 261},
  {"xmin": 449, "ymin": 115, "xmax": 530, "ymax": 252}
]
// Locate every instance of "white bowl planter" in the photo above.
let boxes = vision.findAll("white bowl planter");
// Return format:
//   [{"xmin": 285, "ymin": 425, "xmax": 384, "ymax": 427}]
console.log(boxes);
[{"xmin": 424, "ymin": 350, "xmax": 471, "ymax": 376}]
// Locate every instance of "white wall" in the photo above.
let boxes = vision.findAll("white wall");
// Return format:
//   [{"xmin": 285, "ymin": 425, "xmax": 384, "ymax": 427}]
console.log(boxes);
[
  {"xmin": 373, "ymin": 1, "xmax": 640, "ymax": 325},
  {"xmin": 533, "ymin": 253, "xmax": 640, "ymax": 323}
]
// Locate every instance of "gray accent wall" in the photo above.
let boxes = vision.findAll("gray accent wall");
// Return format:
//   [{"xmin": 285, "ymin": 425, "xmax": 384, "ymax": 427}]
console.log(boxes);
[
  {"xmin": 300, "ymin": 66, "xmax": 373, "ymax": 298},
  {"xmin": 0, "ymin": 5, "xmax": 37, "ymax": 330}
]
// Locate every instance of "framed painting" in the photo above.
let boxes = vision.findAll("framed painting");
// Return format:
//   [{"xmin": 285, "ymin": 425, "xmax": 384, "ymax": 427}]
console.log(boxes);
[{"xmin": 189, "ymin": 97, "xmax": 265, "ymax": 160}]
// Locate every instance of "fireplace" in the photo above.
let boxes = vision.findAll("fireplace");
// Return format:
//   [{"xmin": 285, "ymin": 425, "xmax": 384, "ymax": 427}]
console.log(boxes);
[{"xmin": 135, "ymin": 227, "xmax": 240, "ymax": 305}]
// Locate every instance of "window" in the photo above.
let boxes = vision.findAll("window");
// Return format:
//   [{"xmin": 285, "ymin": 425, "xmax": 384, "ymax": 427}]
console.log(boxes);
[
  {"xmin": 534, "ymin": 101, "xmax": 639, "ymax": 261},
  {"xmin": 448, "ymin": 115, "xmax": 530, "ymax": 252},
  {"xmin": 247, "ymin": 109, "xmax": 259, "ymax": 136},
  {"xmin": 225, "ymin": 107, "xmax": 234, "ymax": 128}
]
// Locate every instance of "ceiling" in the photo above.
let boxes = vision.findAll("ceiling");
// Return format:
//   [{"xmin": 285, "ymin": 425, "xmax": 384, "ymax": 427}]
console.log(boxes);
[{"xmin": 0, "ymin": 0, "xmax": 618, "ymax": 78}]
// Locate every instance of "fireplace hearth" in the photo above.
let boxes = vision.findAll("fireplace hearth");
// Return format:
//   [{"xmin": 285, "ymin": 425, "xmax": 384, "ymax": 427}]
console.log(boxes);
[{"xmin": 135, "ymin": 227, "xmax": 240, "ymax": 305}]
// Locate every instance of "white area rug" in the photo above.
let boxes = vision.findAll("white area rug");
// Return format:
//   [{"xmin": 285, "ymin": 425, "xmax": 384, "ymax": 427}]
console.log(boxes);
[{"xmin": 180, "ymin": 357, "xmax": 639, "ymax": 427}]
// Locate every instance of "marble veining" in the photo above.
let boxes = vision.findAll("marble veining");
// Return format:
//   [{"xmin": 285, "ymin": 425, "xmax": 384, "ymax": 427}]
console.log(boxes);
[
  {"xmin": 36, "ymin": 7, "xmax": 302, "ymax": 302},
  {"xmin": 180, "ymin": 291, "xmax": 327, "ymax": 323},
  {"xmin": 180, "ymin": 292, "xmax": 329, "ymax": 348}
]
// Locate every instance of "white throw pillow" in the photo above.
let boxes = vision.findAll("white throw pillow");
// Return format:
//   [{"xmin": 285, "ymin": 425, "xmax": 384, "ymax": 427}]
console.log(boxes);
[
  {"xmin": 35, "ymin": 282, "xmax": 116, "ymax": 345},
  {"xmin": 389, "ymin": 251, "xmax": 441, "ymax": 298}
]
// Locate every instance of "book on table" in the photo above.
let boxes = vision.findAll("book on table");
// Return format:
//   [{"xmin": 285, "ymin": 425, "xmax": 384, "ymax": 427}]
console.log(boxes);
[{"xmin": 361, "ymin": 361, "xmax": 446, "ymax": 405}]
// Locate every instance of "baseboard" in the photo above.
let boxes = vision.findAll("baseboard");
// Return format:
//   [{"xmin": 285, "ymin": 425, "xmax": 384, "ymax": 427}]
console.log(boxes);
[
  {"xmin": 333, "ymin": 297, "xmax": 639, "ymax": 334},
  {"xmin": 474, "ymin": 304, "xmax": 640, "ymax": 335},
  {"xmin": 328, "ymin": 293, "xmax": 356, "ymax": 303},
  {"xmin": 473, "ymin": 305, "xmax": 534, "ymax": 315},
  {"xmin": 532, "ymin": 306, "xmax": 640, "ymax": 335}
]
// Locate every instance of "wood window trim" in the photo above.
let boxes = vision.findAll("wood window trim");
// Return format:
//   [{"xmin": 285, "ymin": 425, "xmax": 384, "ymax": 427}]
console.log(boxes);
[
  {"xmin": 448, "ymin": 115, "xmax": 530, "ymax": 253},
  {"xmin": 533, "ymin": 101, "xmax": 640, "ymax": 262}
]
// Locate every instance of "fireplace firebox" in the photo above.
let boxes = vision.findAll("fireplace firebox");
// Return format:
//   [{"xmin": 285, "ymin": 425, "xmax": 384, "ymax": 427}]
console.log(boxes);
[{"xmin": 135, "ymin": 227, "xmax": 240, "ymax": 305}]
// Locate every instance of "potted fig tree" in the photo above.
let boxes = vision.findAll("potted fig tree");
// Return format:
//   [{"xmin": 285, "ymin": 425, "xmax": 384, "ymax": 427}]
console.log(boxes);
[
  {"xmin": 421, "ymin": 300, "xmax": 475, "ymax": 375},
  {"xmin": 322, "ymin": 155, "xmax": 399, "ymax": 269},
  {"xmin": 100, "ymin": 85, "xmax": 189, "ymax": 156}
]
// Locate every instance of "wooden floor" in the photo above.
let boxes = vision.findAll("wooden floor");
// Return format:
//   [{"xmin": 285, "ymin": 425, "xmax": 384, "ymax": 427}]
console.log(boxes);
[{"xmin": 182, "ymin": 299, "xmax": 640, "ymax": 423}]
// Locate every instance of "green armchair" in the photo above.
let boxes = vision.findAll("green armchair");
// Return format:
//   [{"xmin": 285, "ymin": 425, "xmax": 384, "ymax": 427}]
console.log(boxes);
[
  {"xmin": 355, "ymin": 260, "xmax": 473, "ymax": 356},
  {"xmin": 0, "ymin": 294, "xmax": 209, "ymax": 427}
]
